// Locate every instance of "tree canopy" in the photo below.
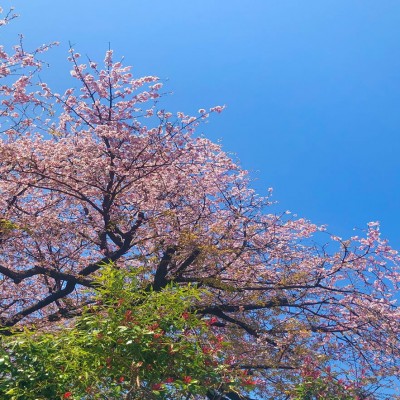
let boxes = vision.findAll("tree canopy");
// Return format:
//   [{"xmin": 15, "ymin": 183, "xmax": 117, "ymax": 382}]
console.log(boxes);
[{"xmin": 0, "ymin": 8, "xmax": 399, "ymax": 399}]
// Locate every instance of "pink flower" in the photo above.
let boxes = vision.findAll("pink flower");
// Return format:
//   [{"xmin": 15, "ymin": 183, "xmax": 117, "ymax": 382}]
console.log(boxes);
[
  {"xmin": 209, "ymin": 105, "xmax": 225, "ymax": 113},
  {"xmin": 183, "ymin": 376, "xmax": 192, "ymax": 384}
]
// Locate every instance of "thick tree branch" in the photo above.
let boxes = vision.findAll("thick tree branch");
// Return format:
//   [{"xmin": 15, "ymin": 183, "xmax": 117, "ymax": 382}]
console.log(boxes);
[
  {"xmin": 1, "ymin": 280, "xmax": 76, "ymax": 327},
  {"xmin": 174, "ymin": 248, "xmax": 201, "ymax": 276},
  {"xmin": 198, "ymin": 307, "xmax": 260, "ymax": 338},
  {"xmin": 153, "ymin": 246, "xmax": 177, "ymax": 291},
  {"xmin": 0, "ymin": 264, "xmax": 94, "ymax": 287}
]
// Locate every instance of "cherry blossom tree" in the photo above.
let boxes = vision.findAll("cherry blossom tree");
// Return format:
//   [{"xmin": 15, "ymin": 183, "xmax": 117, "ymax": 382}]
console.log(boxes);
[{"xmin": 0, "ymin": 8, "xmax": 399, "ymax": 399}]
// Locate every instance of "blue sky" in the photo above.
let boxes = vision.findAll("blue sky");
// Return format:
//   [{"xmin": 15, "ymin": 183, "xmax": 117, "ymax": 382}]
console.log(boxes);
[{"xmin": 2, "ymin": 0, "xmax": 400, "ymax": 248}]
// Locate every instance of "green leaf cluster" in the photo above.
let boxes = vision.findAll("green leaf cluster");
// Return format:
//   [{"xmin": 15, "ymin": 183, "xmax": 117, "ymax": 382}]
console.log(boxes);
[
  {"xmin": 0, "ymin": 265, "xmax": 232, "ymax": 399},
  {"xmin": 292, "ymin": 375, "xmax": 367, "ymax": 400}
]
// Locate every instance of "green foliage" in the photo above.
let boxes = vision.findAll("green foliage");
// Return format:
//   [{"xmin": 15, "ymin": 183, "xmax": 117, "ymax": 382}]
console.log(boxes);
[
  {"xmin": 292, "ymin": 373, "xmax": 369, "ymax": 400},
  {"xmin": 0, "ymin": 219, "xmax": 19, "ymax": 233},
  {"xmin": 0, "ymin": 265, "xmax": 236, "ymax": 399}
]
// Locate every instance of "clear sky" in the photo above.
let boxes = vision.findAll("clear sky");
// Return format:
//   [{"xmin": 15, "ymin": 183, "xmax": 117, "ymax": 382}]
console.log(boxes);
[{"xmin": 2, "ymin": 0, "xmax": 400, "ymax": 248}]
